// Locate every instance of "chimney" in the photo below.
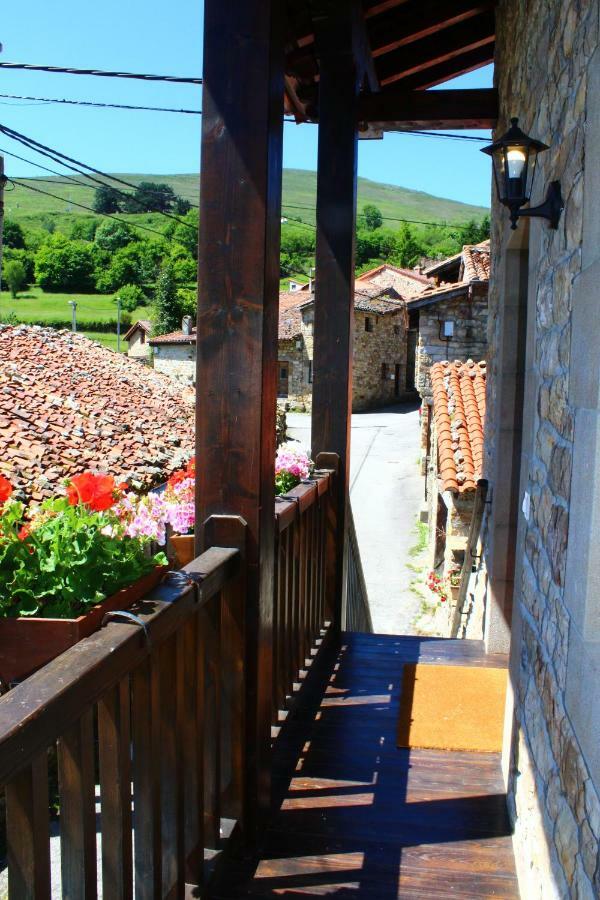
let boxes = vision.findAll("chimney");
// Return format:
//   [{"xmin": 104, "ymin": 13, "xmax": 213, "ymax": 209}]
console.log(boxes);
[{"xmin": 182, "ymin": 315, "xmax": 193, "ymax": 335}]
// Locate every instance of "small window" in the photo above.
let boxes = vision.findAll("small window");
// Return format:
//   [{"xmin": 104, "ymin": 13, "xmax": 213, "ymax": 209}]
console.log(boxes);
[
  {"xmin": 381, "ymin": 363, "xmax": 388, "ymax": 381},
  {"xmin": 140, "ymin": 332, "xmax": 146, "ymax": 345},
  {"xmin": 393, "ymin": 324, "xmax": 400, "ymax": 336},
  {"xmin": 308, "ymin": 360, "xmax": 313, "ymax": 384},
  {"xmin": 365, "ymin": 317, "xmax": 374, "ymax": 333}
]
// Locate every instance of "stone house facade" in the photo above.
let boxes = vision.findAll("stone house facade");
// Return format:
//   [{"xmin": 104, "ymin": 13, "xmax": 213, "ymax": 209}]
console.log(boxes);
[
  {"xmin": 463, "ymin": 4, "xmax": 600, "ymax": 898},
  {"xmin": 149, "ymin": 326, "xmax": 196, "ymax": 383},
  {"xmin": 124, "ymin": 319, "xmax": 152, "ymax": 361}
]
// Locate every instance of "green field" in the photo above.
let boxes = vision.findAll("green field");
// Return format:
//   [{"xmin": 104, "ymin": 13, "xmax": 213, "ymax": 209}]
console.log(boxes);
[
  {"xmin": 5, "ymin": 169, "xmax": 488, "ymax": 235},
  {"xmin": 0, "ymin": 286, "xmax": 151, "ymax": 326}
]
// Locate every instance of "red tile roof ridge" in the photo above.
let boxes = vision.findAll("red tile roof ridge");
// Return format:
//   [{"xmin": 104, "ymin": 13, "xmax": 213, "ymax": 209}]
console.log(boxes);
[{"xmin": 430, "ymin": 359, "xmax": 487, "ymax": 494}]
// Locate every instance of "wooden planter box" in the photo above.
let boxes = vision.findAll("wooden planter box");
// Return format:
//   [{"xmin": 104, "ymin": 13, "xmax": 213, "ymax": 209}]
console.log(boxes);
[
  {"xmin": 170, "ymin": 534, "xmax": 195, "ymax": 569},
  {"xmin": 0, "ymin": 565, "xmax": 168, "ymax": 686}
]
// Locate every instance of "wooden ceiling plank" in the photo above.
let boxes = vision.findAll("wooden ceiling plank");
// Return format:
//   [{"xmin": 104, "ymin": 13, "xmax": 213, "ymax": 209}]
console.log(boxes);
[
  {"xmin": 397, "ymin": 44, "xmax": 495, "ymax": 90},
  {"xmin": 357, "ymin": 87, "xmax": 497, "ymax": 129},
  {"xmin": 369, "ymin": 0, "xmax": 493, "ymax": 58},
  {"xmin": 376, "ymin": 12, "xmax": 495, "ymax": 85}
]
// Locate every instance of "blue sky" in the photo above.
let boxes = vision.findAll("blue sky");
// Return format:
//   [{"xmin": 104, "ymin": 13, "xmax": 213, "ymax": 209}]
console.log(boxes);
[{"xmin": 0, "ymin": 0, "xmax": 493, "ymax": 208}]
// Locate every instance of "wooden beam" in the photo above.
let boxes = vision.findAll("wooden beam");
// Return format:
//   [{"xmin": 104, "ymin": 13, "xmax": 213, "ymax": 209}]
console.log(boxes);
[
  {"xmin": 310, "ymin": 3, "xmax": 359, "ymax": 634},
  {"xmin": 398, "ymin": 43, "xmax": 495, "ymax": 90},
  {"xmin": 358, "ymin": 87, "xmax": 498, "ymax": 130},
  {"xmin": 196, "ymin": 0, "xmax": 284, "ymax": 843},
  {"xmin": 369, "ymin": 0, "xmax": 493, "ymax": 58},
  {"xmin": 376, "ymin": 11, "xmax": 495, "ymax": 86}
]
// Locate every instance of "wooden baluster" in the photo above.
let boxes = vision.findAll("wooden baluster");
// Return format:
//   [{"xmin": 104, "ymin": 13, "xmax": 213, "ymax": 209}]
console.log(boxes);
[
  {"xmin": 183, "ymin": 615, "xmax": 204, "ymax": 887},
  {"xmin": 221, "ymin": 573, "xmax": 246, "ymax": 824},
  {"xmin": 200, "ymin": 592, "xmax": 221, "ymax": 849},
  {"xmin": 271, "ymin": 535, "xmax": 280, "ymax": 724},
  {"xmin": 58, "ymin": 708, "xmax": 97, "ymax": 899},
  {"xmin": 285, "ymin": 526, "xmax": 296, "ymax": 702},
  {"xmin": 131, "ymin": 658, "xmax": 161, "ymax": 898},
  {"xmin": 98, "ymin": 678, "xmax": 133, "ymax": 900},
  {"xmin": 291, "ymin": 520, "xmax": 301, "ymax": 691},
  {"xmin": 159, "ymin": 636, "xmax": 185, "ymax": 897},
  {"xmin": 5, "ymin": 753, "xmax": 51, "ymax": 900},
  {"xmin": 278, "ymin": 527, "xmax": 290, "ymax": 708},
  {"xmin": 310, "ymin": 501, "xmax": 319, "ymax": 649}
]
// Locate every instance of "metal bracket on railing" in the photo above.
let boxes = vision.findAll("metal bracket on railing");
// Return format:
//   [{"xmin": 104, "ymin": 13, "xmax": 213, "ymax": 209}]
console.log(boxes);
[
  {"xmin": 101, "ymin": 610, "xmax": 152, "ymax": 650},
  {"xmin": 163, "ymin": 569, "xmax": 203, "ymax": 603}
]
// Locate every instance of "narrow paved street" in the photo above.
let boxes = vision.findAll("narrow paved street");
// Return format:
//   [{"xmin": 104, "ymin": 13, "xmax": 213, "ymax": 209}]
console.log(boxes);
[{"xmin": 287, "ymin": 403, "xmax": 424, "ymax": 635}]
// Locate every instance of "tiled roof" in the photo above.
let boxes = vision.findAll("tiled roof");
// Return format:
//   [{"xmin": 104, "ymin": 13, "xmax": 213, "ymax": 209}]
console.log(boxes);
[
  {"xmin": 0, "ymin": 325, "xmax": 195, "ymax": 501},
  {"xmin": 123, "ymin": 319, "xmax": 152, "ymax": 341},
  {"xmin": 356, "ymin": 263, "xmax": 433, "ymax": 295},
  {"xmin": 462, "ymin": 241, "xmax": 490, "ymax": 282},
  {"xmin": 431, "ymin": 359, "xmax": 486, "ymax": 493},
  {"xmin": 278, "ymin": 292, "xmax": 304, "ymax": 340},
  {"xmin": 406, "ymin": 281, "xmax": 471, "ymax": 309},
  {"xmin": 299, "ymin": 284, "xmax": 404, "ymax": 316},
  {"xmin": 149, "ymin": 327, "xmax": 196, "ymax": 345}
]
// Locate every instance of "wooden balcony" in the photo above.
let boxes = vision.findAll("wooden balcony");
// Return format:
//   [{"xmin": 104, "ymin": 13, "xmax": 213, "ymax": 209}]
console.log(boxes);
[{"xmin": 0, "ymin": 464, "xmax": 517, "ymax": 897}]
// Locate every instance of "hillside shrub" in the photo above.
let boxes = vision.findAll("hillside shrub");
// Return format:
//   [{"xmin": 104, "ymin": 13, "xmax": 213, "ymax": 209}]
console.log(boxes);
[
  {"xmin": 4, "ymin": 261, "xmax": 27, "ymax": 298},
  {"xmin": 116, "ymin": 284, "xmax": 147, "ymax": 313},
  {"xmin": 3, "ymin": 220, "xmax": 26, "ymax": 249},
  {"xmin": 34, "ymin": 235, "xmax": 96, "ymax": 292},
  {"xmin": 95, "ymin": 220, "xmax": 138, "ymax": 252}
]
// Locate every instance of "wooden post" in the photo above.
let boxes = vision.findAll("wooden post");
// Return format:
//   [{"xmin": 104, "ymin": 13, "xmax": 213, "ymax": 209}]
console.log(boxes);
[
  {"xmin": 196, "ymin": 0, "xmax": 284, "ymax": 843},
  {"xmin": 311, "ymin": 5, "xmax": 360, "ymax": 633}
]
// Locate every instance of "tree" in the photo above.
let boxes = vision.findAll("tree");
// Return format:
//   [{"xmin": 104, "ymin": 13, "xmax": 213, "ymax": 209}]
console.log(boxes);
[
  {"xmin": 116, "ymin": 284, "xmax": 147, "ymax": 313},
  {"xmin": 392, "ymin": 223, "xmax": 422, "ymax": 268},
  {"xmin": 4, "ymin": 248, "xmax": 35, "ymax": 284},
  {"xmin": 3, "ymin": 220, "xmax": 25, "ymax": 249},
  {"xmin": 362, "ymin": 204, "xmax": 383, "ymax": 231},
  {"xmin": 171, "ymin": 209, "xmax": 199, "ymax": 258},
  {"xmin": 460, "ymin": 216, "xmax": 490, "ymax": 245},
  {"xmin": 34, "ymin": 235, "xmax": 96, "ymax": 292},
  {"xmin": 174, "ymin": 197, "xmax": 192, "ymax": 215},
  {"xmin": 169, "ymin": 245, "xmax": 197, "ymax": 284},
  {"xmin": 95, "ymin": 220, "xmax": 137, "ymax": 252},
  {"xmin": 152, "ymin": 265, "xmax": 182, "ymax": 335},
  {"xmin": 4, "ymin": 260, "xmax": 27, "ymax": 298},
  {"xmin": 122, "ymin": 182, "xmax": 176, "ymax": 214},
  {"xmin": 93, "ymin": 184, "xmax": 122, "ymax": 214}
]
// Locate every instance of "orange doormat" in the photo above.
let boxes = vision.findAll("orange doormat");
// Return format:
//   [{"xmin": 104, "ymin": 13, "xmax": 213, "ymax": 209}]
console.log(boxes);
[{"xmin": 397, "ymin": 663, "xmax": 508, "ymax": 753}]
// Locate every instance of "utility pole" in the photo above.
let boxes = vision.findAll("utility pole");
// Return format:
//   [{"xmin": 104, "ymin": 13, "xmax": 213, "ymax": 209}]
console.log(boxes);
[
  {"xmin": 115, "ymin": 296, "xmax": 122, "ymax": 352},
  {"xmin": 68, "ymin": 300, "xmax": 77, "ymax": 332}
]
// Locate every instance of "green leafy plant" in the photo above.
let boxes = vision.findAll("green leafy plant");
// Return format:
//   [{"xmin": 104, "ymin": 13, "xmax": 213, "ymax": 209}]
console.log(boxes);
[{"xmin": 0, "ymin": 474, "xmax": 166, "ymax": 619}]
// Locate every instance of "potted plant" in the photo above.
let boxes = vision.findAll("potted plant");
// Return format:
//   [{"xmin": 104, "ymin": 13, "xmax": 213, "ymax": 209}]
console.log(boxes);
[
  {"xmin": 0, "ymin": 473, "xmax": 168, "ymax": 685},
  {"xmin": 274, "ymin": 442, "xmax": 313, "ymax": 495}
]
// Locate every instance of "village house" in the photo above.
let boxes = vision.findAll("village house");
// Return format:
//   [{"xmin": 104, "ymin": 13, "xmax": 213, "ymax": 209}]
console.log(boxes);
[
  {"xmin": 148, "ymin": 315, "xmax": 196, "ymax": 382},
  {"xmin": 123, "ymin": 319, "xmax": 152, "ymax": 361}
]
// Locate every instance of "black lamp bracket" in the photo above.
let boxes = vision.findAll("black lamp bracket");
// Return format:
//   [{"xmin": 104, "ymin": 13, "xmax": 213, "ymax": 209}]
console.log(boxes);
[{"xmin": 512, "ymin": 180, "xmax": 564, "ymax": 230}]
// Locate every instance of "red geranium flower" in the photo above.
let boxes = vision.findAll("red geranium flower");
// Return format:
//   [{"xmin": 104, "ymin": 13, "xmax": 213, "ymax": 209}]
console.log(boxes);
[
  {"xmin": 168, "ymin": 470, "xmax": 187, "ymax": 488},
  {"xmin": 67, "ymin": 472, "xmax": 120, "ymax": 512},
  {"xmin": 0, "ymin": 475, "xmax": 13, "ymax": 506},
  {"xmin": 18, "ymin": 525, "xmax": 30, "ymax": 541}
]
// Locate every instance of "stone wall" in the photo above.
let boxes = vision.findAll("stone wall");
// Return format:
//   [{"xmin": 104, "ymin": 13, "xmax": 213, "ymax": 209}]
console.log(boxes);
[
  {"xmin": 152, "ymin": 344, "xmax": 196, "ymax": 383},
  {"xmin": 278, "ymin": 338, "xmax": 311, "ymax": 405},
  {"xmin": 351, "ymin": 309, "xmax": 408, "ymax": 410},
  {"xmin": 416, "ymin": 286, "xmax": 488, "ymax": 402},
  {"xmin": 483, "ymin": 3, "xmax": 600, "ymax": 897},
  {"xmin": 127, "ymin": 329, "xmax": 151, "ymax": 360}
]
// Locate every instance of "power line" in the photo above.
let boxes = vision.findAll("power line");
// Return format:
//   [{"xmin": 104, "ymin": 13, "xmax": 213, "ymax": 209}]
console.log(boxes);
[
  {"xmin": 0, "ymin": 123, "xmax": 200, "ymax": 223},
  {"xmin": 0, "ymin": 92, "xmax": 201, "ymax": 115},
  {"xmin": 9, "ymin": 179, "xmax": 173, "ymax": 241},
  {"xmin": 0, "ymin": 145, "xmax": 89, "ymax": 186},
  {"xmin": 0, "ymin": 61, "xmax": 202, "ymax": 84},
  {"xmin": 281, "ymin": 203, "xmax": 484, "ymax": 230},
  {"xmin": 390, "ymin": 129, "xmax": 489, "ymax": 143}
]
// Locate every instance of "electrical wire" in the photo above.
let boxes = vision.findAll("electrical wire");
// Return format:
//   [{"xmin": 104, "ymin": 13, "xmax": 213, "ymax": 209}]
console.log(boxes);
[
  {"xmin": 9, "ymin": 179, "xmax": 173, "ymax": 241},
  {"xmin": 0, "ymin": 61, "xmax": 202, "ymax": 84},
  {"xmin": 0, "ymin": 145, "xmax": 89, "ymax": 186},
  {"xmin": 0, "ymin": 92, "xmax": 201, "ymax": 115},
  {"xmin": 0, "ymin": 123, "xmax": 200, "ymax": 222},
  {"xmin": 281, "ymin": 203, "xmax": 481, "ymax": 230}
]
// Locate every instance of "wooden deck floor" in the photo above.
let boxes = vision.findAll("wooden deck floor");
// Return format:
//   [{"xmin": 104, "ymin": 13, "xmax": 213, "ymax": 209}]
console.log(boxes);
[{"xmin": 214, "ymin": 633, "xmax": 519, "ymax": 899}]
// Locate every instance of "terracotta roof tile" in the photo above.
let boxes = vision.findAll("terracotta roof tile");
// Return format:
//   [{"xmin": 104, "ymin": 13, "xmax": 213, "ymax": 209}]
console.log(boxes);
[
  {"xmin": 431, "ymin": 359, "xmax": 487, "ymax": 493},
  {"xmin": 0, "ymin": 325, "xmax": 195, "ymax": 501},
  {"xmin": 278, "ymin": 292, "xmax": 304, "ymax": 340},
  {"xmin": 355, "ymin": 263, "xmax": 433, "ymax": 295},
  {"xmin": 462, "ymin": 241, "xmax": 490, "ymax": 282}
]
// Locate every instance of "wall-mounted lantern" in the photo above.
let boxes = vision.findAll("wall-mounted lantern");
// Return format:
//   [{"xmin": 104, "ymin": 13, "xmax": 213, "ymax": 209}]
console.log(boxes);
[{"xmin": 481, "ymin": 118, "xmax": 563, "ymax": 230}]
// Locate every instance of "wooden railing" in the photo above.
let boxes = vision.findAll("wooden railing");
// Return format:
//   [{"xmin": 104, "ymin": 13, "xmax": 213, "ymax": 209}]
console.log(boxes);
[
  {"xmin": 272, "ymin": 469, "xmax": 333, "ymax": 720},
  {"xmin": 0, "ymin": 471, "xmax": 335, "ymax": 897},
  {"xmin": 345, "ymin": 501, "xmax": 373, "ymax": 633},
  {"xmin": 0, "ymin": 548, "xmax": 243, "ymax": 898}
]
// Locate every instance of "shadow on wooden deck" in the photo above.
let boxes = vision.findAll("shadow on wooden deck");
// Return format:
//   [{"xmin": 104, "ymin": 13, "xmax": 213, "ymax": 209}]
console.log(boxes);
[{"xmin": 212, "ymin": 633, "xmax": 519, "ymax": 899}]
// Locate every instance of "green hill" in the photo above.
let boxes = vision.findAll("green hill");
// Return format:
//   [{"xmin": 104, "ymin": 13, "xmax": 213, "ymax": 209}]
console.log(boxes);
[{"xmin": 5, "ymin": 169, "xmax": 488, "ymax": 233}]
